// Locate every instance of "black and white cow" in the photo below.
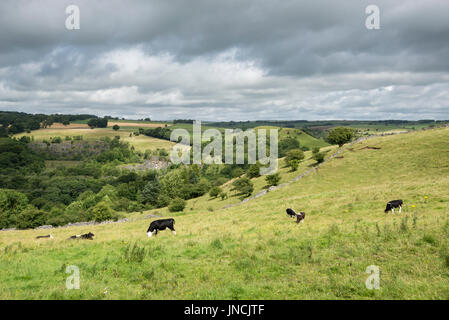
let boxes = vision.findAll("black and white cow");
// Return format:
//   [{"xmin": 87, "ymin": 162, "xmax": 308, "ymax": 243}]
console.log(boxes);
[
  {"xmin": 36, "ymin": 234, "xmax": 53, "ymax": 239},
  {"xmin": 385, "ymin": 200, "xmax": 403, "ymax": 214},
  {"xmin": 286, "ymin": 208, "xmax": 297, "ymax": 218},
  {"xmin": 296, "ymin": 211, "xmax": 306, "ymax": 224},
  {"xmin": 69, "ymin": 232, "xmax": 95, "ymax": 240},
  {"xmin": 286, "ymin": 208, "xmax": 306, "ymax": 223},
  {"xmin": 147, "ymin": 218, "xmax": 176, "ymax": 237}
]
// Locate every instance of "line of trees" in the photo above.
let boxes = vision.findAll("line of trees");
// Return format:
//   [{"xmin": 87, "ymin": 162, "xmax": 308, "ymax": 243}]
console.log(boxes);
[{"xmin": 0, "ymin": 111, "xmax": 98, "ymax": 136}]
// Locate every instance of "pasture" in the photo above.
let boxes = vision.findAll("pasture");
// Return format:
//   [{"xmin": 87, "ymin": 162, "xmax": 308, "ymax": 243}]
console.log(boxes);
[
  {"xmin": 14, "ymin": 127, "xmax": 174, "ymax": 152},
  {"xmin": 1, "ymin": 128, "xmax": 449, "ymax": 299}
]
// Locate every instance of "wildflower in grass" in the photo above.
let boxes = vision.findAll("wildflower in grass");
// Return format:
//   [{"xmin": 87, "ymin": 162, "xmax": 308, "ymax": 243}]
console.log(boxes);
[{"xmin": 411, "ymin": 205, "xmax": 416, "ymax": 208}]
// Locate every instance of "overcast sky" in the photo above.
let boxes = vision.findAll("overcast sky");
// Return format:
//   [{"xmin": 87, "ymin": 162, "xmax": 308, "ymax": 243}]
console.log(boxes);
[{"xmin": 0, "ymin": 0, "xmax": 448, "ymax": 121}]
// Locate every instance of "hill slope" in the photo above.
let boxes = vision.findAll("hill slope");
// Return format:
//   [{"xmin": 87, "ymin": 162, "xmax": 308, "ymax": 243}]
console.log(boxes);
[{"xmin": 1, "ymin": 128, "xmax": 449, "ymax": 299}]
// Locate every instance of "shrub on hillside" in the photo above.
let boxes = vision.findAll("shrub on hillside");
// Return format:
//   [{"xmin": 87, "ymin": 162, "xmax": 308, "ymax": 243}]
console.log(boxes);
[
  {"xmin": 209, "ymin": 186, "xmax": 222, "ymax": 198},
  {"xmin": 285, "ymin": 149, "xmax": 305, "ymax": 163},
  {"xmin": 231, "ymin": 167, "xmax": 245, "ymax": 178},
  {"xmin": 91, "ymin": 201, "xmax": 120, "ymax": 222},
  {"xmin": 265, "ymin": 172, "xmax": 281, "ymax": 187},
  {"xmin": 288, "ymin": 159, "xmax": 300, "ymax": 171},
  {"xmin": 168, "ymin": 198, "xmax": 186, "ymax": 212},
  {"xmin": 246, "ymin": 163, "xmax": 261, "ymax": 178},
  {"xmin": 313, "ymin": 152, "xmax": 325, "ymax": 164},
  {"xmin": 231, "ymin": 177, "xmax": 254, "ymax": 198},
  {"xmin": 51, "ymin": 136, "xmax": 62, "ymax": 144}
]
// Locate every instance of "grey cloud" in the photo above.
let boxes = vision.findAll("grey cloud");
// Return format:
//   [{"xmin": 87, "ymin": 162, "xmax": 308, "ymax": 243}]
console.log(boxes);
[{"xmin": 0, "ymin": 0, "xmax": 448, "ymax": 120}]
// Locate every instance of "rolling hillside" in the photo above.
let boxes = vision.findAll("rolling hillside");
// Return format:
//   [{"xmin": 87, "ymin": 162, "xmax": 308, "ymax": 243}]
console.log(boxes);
[
  {"xmin": 14, "ymin": 127, "xmax": 174, "ymax": 153},
  {"xmin": 1, "ymin": 127, "xmax": 449, "ymax": 299}
]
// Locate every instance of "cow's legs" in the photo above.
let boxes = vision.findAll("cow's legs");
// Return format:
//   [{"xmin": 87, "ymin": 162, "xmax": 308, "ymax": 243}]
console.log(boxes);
[
  {"xmin": 399, "ymin": 206, "xmax": 402, "ymax": 213},
  {"xmin": 301, "ymin": 219, "xmax": 304, "ymax": 224},
  {"xmin": 392, "ymin": 208, "xmax": 395, "ymax": 214}
]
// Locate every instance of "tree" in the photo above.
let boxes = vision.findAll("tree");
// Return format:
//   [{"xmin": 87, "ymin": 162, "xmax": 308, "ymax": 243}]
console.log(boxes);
[
  {"xmin": 313, "ymin": 152, "xmax": 325, "ymax": 164},
  {"xmin": 231, "ymin": 167, "xmax": 245, "ymax": 178},
  {"xmin": 113, "ymin": 124, "xmax": 120, "ymax": 131},
  {"xmin": 91, "ymin": 201, "xmax": 118, "ymax": 222},
  {"xmin": 141, "ymin": 178, "xmax": 161, "ymax": 206},
  {"xmin": 15, "ymin": 206, "xmax": 47, "ymax": 229},
  {"xmin": 88, "ymin": 117, "xmax": 108, "ymax": 129},
  {"xmin": 327, "ymin": 127, "xmax": 355, "ymax": 147},
  {"xmin": 265, "ymin": 172, "xmax": 281, "ymax": 187},
  {"xmin": 219, "ymin": 192, "xmax": 228, "ymax": 200},
  {"xmin": 246, "ymin": 163, "xmax": 261, "ymax": 178},
  {"xmin": 168, "ymin": 198, "xmax": 186, "ymax": 212},
  {"xmin": 0, "ymin": 189, "xmax": 29, "ymax": 228},
  {"xmin": 285, "ymin": 149, "xmax": 305, "ymax": 163},
  {"xmin": 209, "ymin": 186, "xmax": 222, "ymax": 198},
  {"xmin": 288, "ymin": 159, "xmax": 299, "ymax": 171},
  {"xmin": 312, "ymin": 146, "xmax": 320, "ymax": 154},
  {"xmin": 231, "ymin": 177, "xmax": 254, "ymax": 198}
]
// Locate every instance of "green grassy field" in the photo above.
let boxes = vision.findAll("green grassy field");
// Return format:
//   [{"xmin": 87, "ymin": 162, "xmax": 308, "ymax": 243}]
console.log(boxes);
[
  {"xmin": 14, "ymin": 128, "xmax": 174, "ymax": 153},
  {"xmin": 1, "ymin": 127, "xmax": 449, "ymax": 299}
]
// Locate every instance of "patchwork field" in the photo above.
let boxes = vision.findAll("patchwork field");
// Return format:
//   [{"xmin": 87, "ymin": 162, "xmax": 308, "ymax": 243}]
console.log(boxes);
[
  {"xmin": 1, "ymin": 128, "xmax": 449, "ymax": 299},
  {"xmin": 14, "ymin": 128, "xmax": 174, "ymax": 152}
]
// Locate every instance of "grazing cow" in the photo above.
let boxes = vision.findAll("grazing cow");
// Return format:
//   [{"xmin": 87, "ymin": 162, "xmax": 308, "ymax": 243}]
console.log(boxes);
[
  {"xmin": 286, "ymin": 208, "xmax": 297, "ymax": 218},
  {"xmin": 147, "ymin": 218, "xmax": 176, "ymax": 237},
  {"xmin": 36, "ymin": 234, "xmax": 53, "ymax": 239},
  {"xmin": 385, "ymin": 200, "xmax": 403, "ymax": 214},
  {"xmin": 296, "ymin": 211, "xmax": 306, "ymax": 224},
  {"xmin": 69, "ymin": 232, "xmax": 95, "ymax": 240},
  {"xmin": 286, "ymin": 208, "xmax": 306, "ymax": 223}
]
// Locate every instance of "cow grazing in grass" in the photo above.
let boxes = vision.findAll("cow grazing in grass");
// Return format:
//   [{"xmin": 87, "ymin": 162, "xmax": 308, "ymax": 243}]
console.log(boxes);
[
  {"xmin": 286, "ymin": 208, "xmax": 297, "ymax": 218},
  {"xmin": 296, "ymin": 211, "xmax": 306, "ymax": 224},
  {"xmin": 69, "ymin": 232, "xmax": 95, "ymax": 240},
  {"xmin": 286, "ymin": 208, "xmax": 306, "ymax": 223},
  {"xmin": 147, "ymin": 218, "xmax": 176, "ymax": 238},
  {"xmin": 385, "ymin": 200, "xmax": 403, "ymax": 214},
  {"xmin": 36, "ymin": 234, "xmax": 53, "ymax": 239}
]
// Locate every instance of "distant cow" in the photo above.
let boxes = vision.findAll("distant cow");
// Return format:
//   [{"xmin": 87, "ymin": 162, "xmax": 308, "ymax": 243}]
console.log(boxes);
[
  {"xmin": 286, "ymin": 208, "xmax": 306, "ymax": 223},
  {"xmin": 36, "ymin": 234, "xmax": 53, "ymax": 239},
  {"xmin": 385, "ymin": 200, "xmax": 403, "ymax": 214},
  {"xmin": 69, "ymin": 232, "xmax": 95, "ymax": 240},
  {"xmin": 147, "ymin": 218, "xmax": 176, "ymax": 237},
  {"xmin": 286, "ymin": 208, "xmax": 297, "ymax": 218},
  {"xmin": 296, "ymin": 211, "xmax": 306, "ymax": 224}
]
